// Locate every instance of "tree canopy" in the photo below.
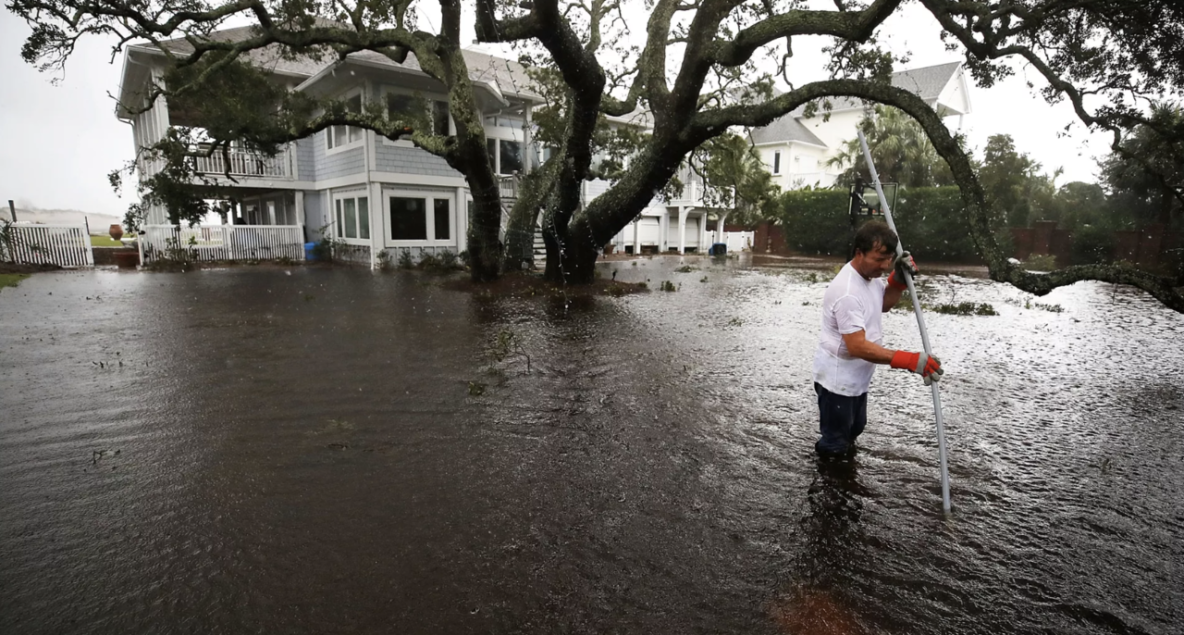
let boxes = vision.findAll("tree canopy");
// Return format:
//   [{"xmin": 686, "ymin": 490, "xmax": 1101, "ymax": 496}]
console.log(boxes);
[
  {"xmin": 827, "ymin": 106, "xmax": 955, "ymax": 188},
  {"xmin": 9, "ymin": 0, "xmax": 1184, "ymax": 311}
]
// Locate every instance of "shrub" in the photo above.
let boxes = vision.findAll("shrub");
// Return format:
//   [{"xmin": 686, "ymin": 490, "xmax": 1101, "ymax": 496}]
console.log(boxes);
[
  {"xmin": 376, "ymin": 249, "xmax": 392, "ymax": 271},
  {"xmin": 418, "ymin": 252, "xmax": 440, "ymax": 269},
  {"xmin": 776, "ymin": 185, "xmax": 983, "ymax": 262},
  {"xmin": 397, "ymin": 249, "xmax": 413, "ymax": 269},
  {"xmin": 1071, "ymin": 225, "xmax": 1116, "ymax": 265},
  {"xmin": 1023, "ymin": 253, "xmax": 1058, "ymax": 271}
]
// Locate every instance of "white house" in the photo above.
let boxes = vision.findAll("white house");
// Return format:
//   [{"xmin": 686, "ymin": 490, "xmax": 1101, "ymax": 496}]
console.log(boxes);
[
  {"xmin": 116, "ymin": 28, "xmax": 574, "ymax": 265},
  {"xmin": 756, "ymin": 61, "xmax": 972, "ymax": 189}
]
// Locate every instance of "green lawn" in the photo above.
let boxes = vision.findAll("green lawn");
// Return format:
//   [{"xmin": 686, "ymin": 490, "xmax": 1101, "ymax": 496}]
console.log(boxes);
[
  {"xmin": 90, "ymin": 235, "xmax": 127, "ymax": 247},
  {"xmin": 0, "ymin": 273, "xmax": 30, "ymax": 290}
]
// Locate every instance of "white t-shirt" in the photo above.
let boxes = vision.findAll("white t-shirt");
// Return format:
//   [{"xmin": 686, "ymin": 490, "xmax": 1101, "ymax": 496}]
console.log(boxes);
[{"xmin": 812, "ymin": 262, "xmax": 886, "ymax": 396}]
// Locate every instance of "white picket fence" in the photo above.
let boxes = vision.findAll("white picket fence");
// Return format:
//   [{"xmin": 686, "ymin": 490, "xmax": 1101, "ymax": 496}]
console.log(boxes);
[
  {"xmin": 1, "ymin": 223, "xmax": 93, "ymax": 267},
  {"xmin": 140, "ymin": 225, "xmax": 305, "ymax": 264}
]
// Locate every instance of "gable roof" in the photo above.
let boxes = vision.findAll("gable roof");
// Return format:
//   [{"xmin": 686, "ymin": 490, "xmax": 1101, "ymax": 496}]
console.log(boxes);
[
  {"xmin": 749, "ymin": 113, "xmax": 826, "ymax": 146},
  {"xmin": 746, "ymin": 61, "xmax": 965, "ymax": 147},
  {"xmin": 892, "ymin": 61, "xmax": 963, "ymax": 101},
  {"xmin": 789, "ymin": 61, "xmax": 963, "ymax": 118},
  {"xmin": 124, "ymin": 23, "xmax": 542, "ymax": 101}
]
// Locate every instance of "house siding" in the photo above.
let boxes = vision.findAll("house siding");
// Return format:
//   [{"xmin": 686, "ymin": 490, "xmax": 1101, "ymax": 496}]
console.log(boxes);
[
  {"xmin": 303, "ymin": 190, "xmax": 327, "ymax": 238},
  {"xmin": 296, "ymin": 139, "xmax": 316, "ymax": 181},
  {"xmin": 375, "ymin": 144, "xmax": 461, "ymax": 178},
  {"xmin": 312, "ymin": 130, "xmax": 366, "ymax": 180}
]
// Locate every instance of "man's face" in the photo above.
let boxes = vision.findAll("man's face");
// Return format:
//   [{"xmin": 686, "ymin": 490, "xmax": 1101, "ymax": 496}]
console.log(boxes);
[{"xmin": 852, "ymin": 243, "xmax": 895, "ymax": 280}]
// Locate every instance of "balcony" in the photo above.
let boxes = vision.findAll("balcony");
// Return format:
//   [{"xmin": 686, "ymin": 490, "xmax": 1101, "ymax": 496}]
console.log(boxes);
[{"xmin": 190, "ymin": 145, "xmax": 294, "ymax": 180}]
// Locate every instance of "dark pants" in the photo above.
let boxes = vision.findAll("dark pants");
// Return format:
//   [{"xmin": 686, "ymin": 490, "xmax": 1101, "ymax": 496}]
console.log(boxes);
[{"xmin": 814, "ymin": 382, "xmax": 868, "ymax": 455}]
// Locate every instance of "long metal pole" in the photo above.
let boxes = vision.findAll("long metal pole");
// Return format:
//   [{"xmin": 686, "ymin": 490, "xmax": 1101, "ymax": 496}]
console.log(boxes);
[{"xmin": 858, "ymin": 131, "xmax": 952, "ymax": 513}]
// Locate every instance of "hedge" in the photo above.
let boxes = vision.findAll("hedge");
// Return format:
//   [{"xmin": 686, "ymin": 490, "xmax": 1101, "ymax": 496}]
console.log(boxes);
[{"xmin": 777, "ymin": 186, "xmax": 986, "ymax": 262}]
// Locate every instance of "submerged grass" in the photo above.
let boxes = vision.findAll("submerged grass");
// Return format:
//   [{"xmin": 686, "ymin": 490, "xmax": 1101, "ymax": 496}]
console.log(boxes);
[{"xmin": 0, "ymin": 273, "xmax": 30, "ymax": 290}]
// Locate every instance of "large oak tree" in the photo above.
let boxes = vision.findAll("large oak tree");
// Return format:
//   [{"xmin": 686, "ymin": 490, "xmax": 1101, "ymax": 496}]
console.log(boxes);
[{"xmin": 9, "ymin": 0, "xmax": 1184, "ymax": 311}]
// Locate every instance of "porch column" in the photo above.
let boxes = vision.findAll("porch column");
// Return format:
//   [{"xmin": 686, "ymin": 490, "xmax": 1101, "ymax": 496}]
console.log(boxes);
[
  {"xmin": 456, "ymin": 187, "xmax": 468, "ymax": 253},
  {"xmin": 295, "ymin": 191, "xmax": 306, "ymax": 232},
  {"xmin": 523, "ymin": 104, "xmax": 533, "ymax": 174},
  {"xmin": 632, "ymin": 218, "xmax": 640, "ymax": 255},
  {"xmin": 678, "ymin": 206, "xmax": 689, "ymax": 254},
  {"xmin": 369, "ymin": 181, "xmax": 383, "ymax": 269},
  {"xmin": 699, "ymin": 211, "xmax": 708, "ymax": 250},
  {"xmin": 659, "ymin": 212, "xmax": 669, "ymax": 251}
]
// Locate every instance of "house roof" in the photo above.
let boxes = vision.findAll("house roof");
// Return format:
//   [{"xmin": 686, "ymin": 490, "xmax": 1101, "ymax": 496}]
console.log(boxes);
[
  {"xmin": 744, "ymin": 61, "xmax": 965, "ymax": 147},
  {"xmin": 789, "ymin": 61, "xmax": 963, "ymax": 117},
  {"xmin": 125, "ymin": 23, "xmax": 542, "ymax": 101},
  {"xmin": 749, "ymin": 112, "xmax": 827, "ymax": 146}
]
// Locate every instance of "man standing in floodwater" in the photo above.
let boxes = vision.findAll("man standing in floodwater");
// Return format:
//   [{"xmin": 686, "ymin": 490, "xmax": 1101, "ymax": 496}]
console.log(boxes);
[{"xmin": 812, "ymin": 220, "xmax": 944, "ymax": 456}]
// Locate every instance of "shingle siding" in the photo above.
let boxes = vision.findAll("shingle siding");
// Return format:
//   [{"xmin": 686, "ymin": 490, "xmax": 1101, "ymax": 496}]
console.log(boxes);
[
  {"xmin": 303, "ymin": 190, "xmax": 327, "ymax": 238},
  {"xmin": 296, "ymin": 139, "xmax": 316, "ymax": 181},
  {"xmin": 311, "ymin": 131, "xmax": 366, "ymax": 180},
  {"xmin": 375, "ymin": 144, "xmax": 461, "ymax": 178}
]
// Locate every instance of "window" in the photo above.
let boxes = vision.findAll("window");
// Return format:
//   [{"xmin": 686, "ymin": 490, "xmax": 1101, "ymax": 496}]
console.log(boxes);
[
  {"xmin": 773, "ymin": 151, "xmax": 781, "ymax": 174},
  {"xmin": 434, "ymin": 199, "xmax": 450, "ymax": 240},
  {"xmin": 327, "ymin": 93, "xmax": 363, "ymax": 150},
  {"xmin": 431, "ymin": 101, "xmax": 449, "ymax": 136},
  {"xmin": 386, "ymin": 192, "xmax": 454, "ymax": 244},
  {"xmin": 387, "ymin": 93, "xmax": 417, "ymax": 138},
  {"xmin": 390, "ymin": 197, "xmax": 428, "ymax": 240},
  {"xmin": 334, "ymin": 195, "xmax": 370, "ymax": 241},
  {"xmin": 486, "ymin": 137, "xmax": 523, "ymax": 175},
  {"xmin": 386, "ymin": 93, "xmax": 450, "ymax": 139},
  {"xmin": 500, "ymin": 140, "xmax": 523, "ymax": 174}
]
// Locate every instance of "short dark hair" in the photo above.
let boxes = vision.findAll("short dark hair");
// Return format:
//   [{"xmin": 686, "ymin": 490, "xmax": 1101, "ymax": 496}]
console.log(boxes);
[{"xmin": 852, "ymin": 220, "xmax": 898, "ymax": 256}]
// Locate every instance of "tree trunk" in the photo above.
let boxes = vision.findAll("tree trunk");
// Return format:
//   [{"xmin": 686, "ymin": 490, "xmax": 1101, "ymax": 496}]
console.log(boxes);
[
  {"xmin": 502, "ymin": 213, "xmax": 535, "ymax": 272},
  {"xmin": 542, "ymin": 214, "xmax": 600, "ymax": 284},
  {"xmin": 467, "ymin": 187, "xmax": 503, "ymax": 282}
]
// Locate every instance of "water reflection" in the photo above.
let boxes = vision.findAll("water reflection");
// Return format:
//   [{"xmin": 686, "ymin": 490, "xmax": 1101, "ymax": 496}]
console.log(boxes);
[{"xmin": 770, "ymin": 457, "xmax": 868, "ymax": 635}]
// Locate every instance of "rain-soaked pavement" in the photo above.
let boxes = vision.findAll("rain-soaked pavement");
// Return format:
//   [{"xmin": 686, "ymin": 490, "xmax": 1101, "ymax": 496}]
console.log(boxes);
[{"xmin": 1, "ymin": 254, "xmax": 1181, "ymax": 634}]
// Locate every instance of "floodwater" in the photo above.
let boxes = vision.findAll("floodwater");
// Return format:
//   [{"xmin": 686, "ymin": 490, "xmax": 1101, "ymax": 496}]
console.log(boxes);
[{"xmin": 1, "ymin": 256, "xmax": 1181, "ymax": 634}]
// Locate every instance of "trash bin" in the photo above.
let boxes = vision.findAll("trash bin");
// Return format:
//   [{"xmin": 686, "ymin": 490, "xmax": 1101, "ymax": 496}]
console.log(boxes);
[
  {"xmin": 710, "ymin": 242, "xmax": 727, "ymax": 256},
  {"xmin": 304, "ymin": 241, "xmax": 318, "ymax": 261}
]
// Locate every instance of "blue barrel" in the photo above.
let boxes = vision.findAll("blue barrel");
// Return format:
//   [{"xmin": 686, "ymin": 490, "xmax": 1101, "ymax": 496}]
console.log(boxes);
[
  {"xmin": 304, "ymin": 242, "xmax": 318, "ymax": 261},
  {"xmin": 711, "ymin": 242, "xmax": 727, "ymax": 256}
]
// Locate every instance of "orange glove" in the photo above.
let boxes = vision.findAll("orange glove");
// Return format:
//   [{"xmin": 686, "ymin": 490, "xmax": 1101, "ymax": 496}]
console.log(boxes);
[
  {"xmin": 890, "ymin": 350, "xmax": 944, "ymax": 385},
  {"xmin": 887, "ymin": 251, "xmax": 918, "ymax": 290}
]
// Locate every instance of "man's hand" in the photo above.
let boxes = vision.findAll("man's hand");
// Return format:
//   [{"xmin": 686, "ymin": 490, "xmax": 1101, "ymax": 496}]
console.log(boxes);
[
  {"xmin": 890, "ymin": 350, "xmax": 944, "ymax": 385},
  {"xmin": 887, "ymin": 251, "xmax": 918, "ymax": 290}
]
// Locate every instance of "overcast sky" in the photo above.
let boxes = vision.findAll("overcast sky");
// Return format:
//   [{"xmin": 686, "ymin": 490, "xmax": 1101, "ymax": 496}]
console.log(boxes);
[{"xmin": 1, "ymin": 3, "xmax": 1112, "ymax": 217}]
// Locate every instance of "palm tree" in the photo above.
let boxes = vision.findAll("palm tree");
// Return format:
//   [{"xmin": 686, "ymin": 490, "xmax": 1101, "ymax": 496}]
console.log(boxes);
[{"xmin": 827, "ymin": 106, "xmax": 954, "ymax": 188}]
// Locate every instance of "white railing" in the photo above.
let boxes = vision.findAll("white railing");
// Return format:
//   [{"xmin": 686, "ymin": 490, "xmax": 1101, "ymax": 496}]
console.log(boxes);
[
  {"xmin": 140, "ymin": 225, "xmax": 305, "ymax": 264},
  {"xmin": 191, "ymin": 147, "xmax": 292, "ymax": 178},
  {"xmin": 498, "ymin": 175, "xmax": 519, "ymax": 199},
  {"xmin": 1, "ymin": 223, "xmax": 93, "ymax": 267}
]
